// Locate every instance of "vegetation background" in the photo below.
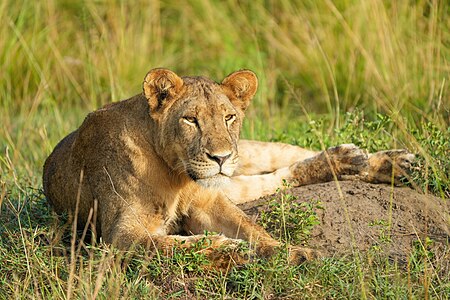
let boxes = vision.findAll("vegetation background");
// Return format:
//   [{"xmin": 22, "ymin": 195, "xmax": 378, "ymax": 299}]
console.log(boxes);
[{"xmin": 0, "ymin": 0, "xmax": 448, "ymax": 299}]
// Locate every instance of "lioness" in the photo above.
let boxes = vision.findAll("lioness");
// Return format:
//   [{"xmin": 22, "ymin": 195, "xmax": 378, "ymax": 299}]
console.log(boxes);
[{"xmin": 43, "ymin": 68, "xmax": 414, "ymax": 263}]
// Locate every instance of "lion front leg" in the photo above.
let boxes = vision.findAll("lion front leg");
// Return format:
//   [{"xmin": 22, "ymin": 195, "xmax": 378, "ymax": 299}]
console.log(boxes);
[
  {"xmin": 290, "ymin": 144, "xmax": 369, "ymax": 185},
  {"xmin": 287, "ymin": 144, "xmax": 415, "ymax": 186},
  {"xmin": 362, "ymin": 149, "xmax": 415, "ymax": 184},
  {"xmin": 223, "ymin": 144, "xmax": 368, "ymax": 204},
  {"xmin": 235, "ymin": 139, "xmax": 318, "ymax": 176},
  {"xmin": 223, "ymin": 144, "xmax": 414, "ymax": 207},
  {"xmin": 104, "ymin": 211, "xmax": 250, "ymax": 266},
  {"xmin": 184, "ymin": 189, "xmax": 320, "ymax": 263}
]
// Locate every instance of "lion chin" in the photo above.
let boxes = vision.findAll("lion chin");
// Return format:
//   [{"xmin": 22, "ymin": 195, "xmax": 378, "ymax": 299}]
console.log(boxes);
[{"xmin": 195, "ymin": 174, "xmax": 231, "ymax": 189}]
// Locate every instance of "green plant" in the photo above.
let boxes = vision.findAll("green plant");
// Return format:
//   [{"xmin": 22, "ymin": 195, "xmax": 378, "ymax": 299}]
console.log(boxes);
[
  {"xmin": 411, "ymin": 122, "xmax": 450, "ymax": 198},
  {"xmin": 1, "ymin": 0, "xmax": 449, "ymax": 298},
  {"xmin": 260, "ymin": 183, "xmax": 323, "ymax": 245}
]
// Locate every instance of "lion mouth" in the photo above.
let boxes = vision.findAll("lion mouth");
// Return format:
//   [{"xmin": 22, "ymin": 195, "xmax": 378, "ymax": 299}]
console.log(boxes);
[
  {"xmin": 187, "ymin": 170, "xmax": 228, "ymax": 182},
  {"xmin": 187, "ymin": 170, "xmax": 200, "ymax": 181},
  {"xmin": 194, "ymin": 174, "xmax": 230, "ymax": 188}
]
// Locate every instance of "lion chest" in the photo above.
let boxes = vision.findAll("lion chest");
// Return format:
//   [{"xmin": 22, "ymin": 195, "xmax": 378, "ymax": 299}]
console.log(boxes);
[
  {"xmin": 128, "ymin": 192, "xmax": 181, "ymax": 235},
  {"xmin": 121, "ymin": 136, "xmax": 190, "ymax": 235}
]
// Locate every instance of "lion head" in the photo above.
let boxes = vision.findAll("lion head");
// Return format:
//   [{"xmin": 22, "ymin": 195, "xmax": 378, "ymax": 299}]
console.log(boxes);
[{"xmin": 142, "ymin": 68, "xmax": 258, "ymax": 187}]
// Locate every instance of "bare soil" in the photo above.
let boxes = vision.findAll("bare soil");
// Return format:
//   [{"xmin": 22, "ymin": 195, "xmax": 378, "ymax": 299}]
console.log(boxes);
[{"xmin": 239, "ymin": 181, "xmax": 450, "ymax": 260}]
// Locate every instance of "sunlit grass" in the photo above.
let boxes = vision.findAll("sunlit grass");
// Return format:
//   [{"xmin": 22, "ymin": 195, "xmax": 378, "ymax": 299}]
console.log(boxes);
[{"xmin": 0, "ymin": 0, "xmax": 449, "ymax": 298}]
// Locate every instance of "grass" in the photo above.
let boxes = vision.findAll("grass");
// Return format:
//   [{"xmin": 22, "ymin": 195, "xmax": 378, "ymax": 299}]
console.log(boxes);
[{"xmin": 0, "ymin": 0, "xmax": 449, "ymax": 298}]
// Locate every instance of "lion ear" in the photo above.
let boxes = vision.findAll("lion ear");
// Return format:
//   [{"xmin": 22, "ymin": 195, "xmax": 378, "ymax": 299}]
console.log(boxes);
[
  {"xmin": 221, "ymin": 70, "xmax": 258, "ymax": 111},
  {"xmin": 143, "ymin": 68, "xmax": 184, "ymax": 112}
]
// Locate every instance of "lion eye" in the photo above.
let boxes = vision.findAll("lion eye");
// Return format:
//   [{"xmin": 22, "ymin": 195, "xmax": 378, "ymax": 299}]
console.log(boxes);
[
  {"xmin": 182, "ymin": 116, "xmax": 197, "ymax": 126},
  {"xmin": 225, "ymin": 114, "xmax": 236, "ymax": 124}
]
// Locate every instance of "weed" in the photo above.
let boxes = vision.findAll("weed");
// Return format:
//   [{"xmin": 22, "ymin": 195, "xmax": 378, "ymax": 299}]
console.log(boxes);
[
  {"xmin": 298, "ymin": 112, "xmax": 450, "ymax": 197},
  {"xmin": 260, "ymin": 183, "xmax": 322, "ymax": 245},
  {"xmin": 410, "ymin": 122, "xmax": 450, "ymax": 198},
  {"xmin": 368, "ymin": 219, "xmax": 392, "ymax": 252},
  {"xmin": 1, "ymin": 0, "xmax": 449, "ymax": 298}
]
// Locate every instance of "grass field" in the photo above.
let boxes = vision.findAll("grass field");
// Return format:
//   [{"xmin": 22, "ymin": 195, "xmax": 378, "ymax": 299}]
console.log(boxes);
[{"xmin": 1, "ymin": 0, "xmax": 449, "ymax": 298}]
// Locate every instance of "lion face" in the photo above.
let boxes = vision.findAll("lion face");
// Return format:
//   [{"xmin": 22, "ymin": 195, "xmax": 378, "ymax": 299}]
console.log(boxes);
[{"xmin": 143, "ymin": 68, "xmax": 258, "ymax": 187}]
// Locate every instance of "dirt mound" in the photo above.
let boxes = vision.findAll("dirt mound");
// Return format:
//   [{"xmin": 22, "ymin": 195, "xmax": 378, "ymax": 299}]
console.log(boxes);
[{"xmin": 239, "ymin": 181, "xmax": 450, "ymax": 258}]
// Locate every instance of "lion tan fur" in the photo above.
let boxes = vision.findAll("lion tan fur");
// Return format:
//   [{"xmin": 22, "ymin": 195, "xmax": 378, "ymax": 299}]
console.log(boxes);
[{"xmin": 43, "ymin": 68, "xmax": 414, "ymax": 263}]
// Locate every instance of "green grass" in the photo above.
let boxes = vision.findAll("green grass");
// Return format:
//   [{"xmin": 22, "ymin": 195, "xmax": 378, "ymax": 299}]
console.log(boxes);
[{"xmin": 1, "ymin": 0, "xmax": 449, "ymax": 298}]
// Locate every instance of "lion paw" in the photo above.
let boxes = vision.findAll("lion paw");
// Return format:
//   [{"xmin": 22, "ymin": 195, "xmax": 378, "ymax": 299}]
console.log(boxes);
[
  {"xmin": 325, "ymin": 144, "xmax": 368, "ymax": 176},
  {"xmin": 287, "ymin": 246, "xmax": 321, "ymax": 264},
  {"xmin": 290, "ymin": 144, "xmax": 368, "ymax": 185},
  {"xmin": 365, "ymin": 149, "xmax": 415, "ymax": 184}
]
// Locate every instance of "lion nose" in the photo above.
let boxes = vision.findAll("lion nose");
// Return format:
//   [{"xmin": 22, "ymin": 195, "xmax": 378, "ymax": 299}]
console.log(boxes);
[{"xmin": 206, "ymin": 152, "xmax": 231, "ymax": 167}]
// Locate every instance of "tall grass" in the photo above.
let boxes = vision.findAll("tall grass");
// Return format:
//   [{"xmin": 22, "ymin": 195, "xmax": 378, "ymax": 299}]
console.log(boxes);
[
  {"xmin": 1, "ymin": 0, "xmax": 448, "ymax": 177},
  {"xmin": 0, "ymin": 0, "xmax": 449, "ymax": 298}
]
